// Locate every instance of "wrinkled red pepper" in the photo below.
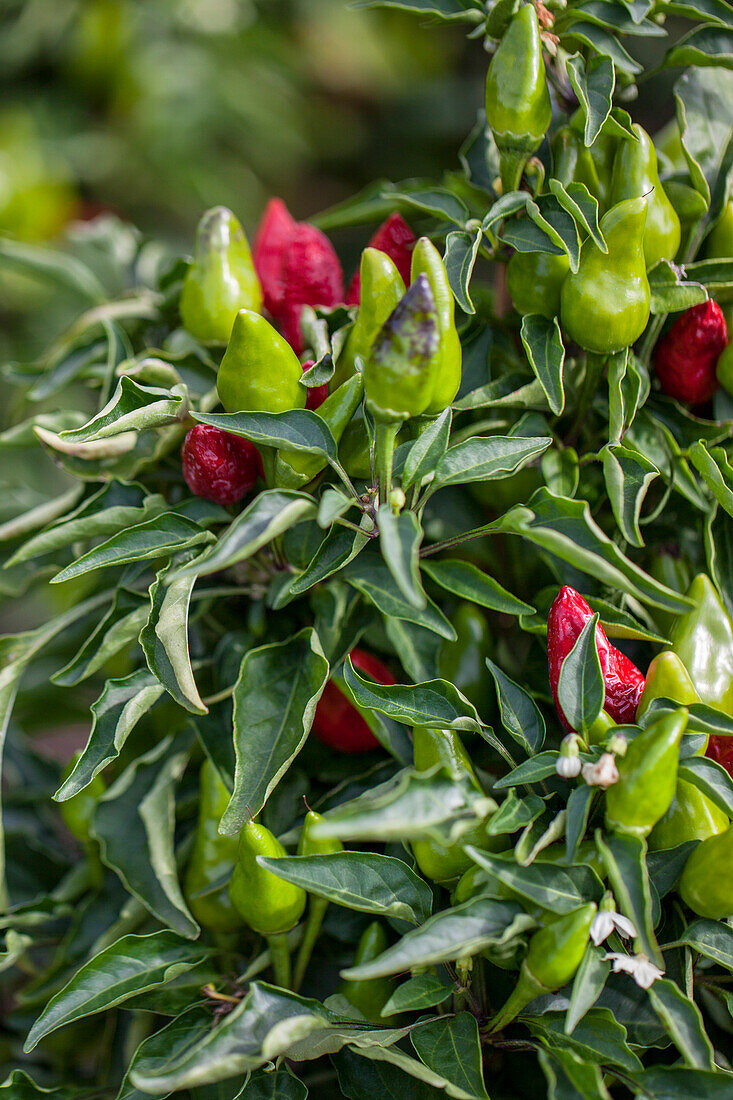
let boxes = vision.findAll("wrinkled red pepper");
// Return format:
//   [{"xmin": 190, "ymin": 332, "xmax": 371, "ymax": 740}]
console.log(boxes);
[
  {"xmin": 312, "ymin": 648, "xmax": 395, "ymax": 752},
  {"xmin": 548, "ymin": 586, "xmax": 645, "ymax": 731},
  {"xmin": 654, "ymin": 300, "xmax": 728, "ymax": 405},
  {"xmin": 345, "ymin": 212, "xmax": 416, "ymax": 306}
]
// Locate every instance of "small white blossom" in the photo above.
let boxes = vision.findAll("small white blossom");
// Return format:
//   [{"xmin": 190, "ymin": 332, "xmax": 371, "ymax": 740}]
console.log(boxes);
[
  {"xmin": 608, "ymin": 733, "xmax": 628, "ymax": 757},
  {"xmin": 582, "ymin": 753, "xmax": 619, "ymax": 788},
  {"xmin": 604, "ymin": 952, "xmax": 664, "ymax": 989},
  {"xmin": 556, "ymin": 754, "xmax": 582, "ymax": 778},
  {"xmin": 590, "ymin": 910, "xmax": 637, "ymax": 946}
]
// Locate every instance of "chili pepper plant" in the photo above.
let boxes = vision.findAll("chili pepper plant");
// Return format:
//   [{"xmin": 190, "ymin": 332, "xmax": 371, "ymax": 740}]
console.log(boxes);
[{"xmin": 3, "ymin": 1, "xmax": 733, "ymax": 1096}]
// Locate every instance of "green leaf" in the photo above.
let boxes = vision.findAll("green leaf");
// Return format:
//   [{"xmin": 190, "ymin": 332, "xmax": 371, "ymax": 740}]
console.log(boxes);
[
  {"xmin": 486, "ymin": 790, "xmax": 545, "ymax": 837},
  {"xmin": 219, "ymin": 629, "xmax": 329, "ymax": 833},
  {"xmin": 538, "ymin": 1048, "xmax": 611, "ymax": 1100},
  {"xmin": 342, "ymin": 898, "xmax": 534, "ymax": 977},
  {"xmin": 562, "ymin": 20, "xmax": 643, "ymax": 73},
  {"xmin": 444, "ymin": 229, "xmax": 482, "ymax": 314},
  {"xmin": 565, "ymin": 53, "xmax": 615, "ymax": 146},
  {"xmin": 566, "ymin": 784, "xmax": 595, "ymax": 863},
  {"xmin": 385, "ymin": 186, "xmax": 469, "ymax": 225},
  {"xmin": 344, "ymin": 553, "xmax": 456, "ymax": 639},
  {"xmin": 24, "ymin": 931, "xmax": 210, "ymax": 1052},
  {"xmin": 378, "ymin": 506, "xmax": 426, "ymax": 609},
  {"xmin": 526, "ymin": 1008, "xmax": 642, "ymax": 1073},
  {"xmin": 343, "ymin": 659, "xmax": 482, "ymax": 733},
  {"xmin": 595, "ymin": 831, "xmax": 662, "ymax": 967},
  {"xmin": 647, "ymin": 979, "xmax": 715, "ymax": 1069},
  {"xmin": 658, "ymin": 0, "xmax": 733, "ymax": 23},
  {"xmin": 668, "ymin": 918, "xmax": 733, "ymax": 971},
  {"xmin": 58, "ymin": 377, "xmax": 187, "ymax": 442},
  {"xmin": 240, "ymin": 1067, "xmax": 308, "ymax": 1099},
  {"xmin": 630, "ymin": 1066, "xmax": 733, "ymax": 1099},
  {"xmin": 465, "ymin": 849, "xmax": 591, "ymax": 913},
  {"xmin": 678, "ymin": 754, "xmax": 733, "ymax": 818},
  {"xmin": 422, "ymin": 559, "xmax": 534, "ymax": 616},
  {"xmin": 52, "ymin": 589, "xmax": 146, "ymax": 686},
  {"xmin": 401, "ymin": 408, "xmax": 452, "ymax": 492},
  {"xmin": 648, "ymin": 260, "xmax": 708, "ymax": 315},
  {"xmin": 140, "ymin": 559, "xmax": 206, "ymax": 714},
  {"xmin": 549, "ymin": 180, "xmax": 606, "ymax": 252},
  {"xmin": 485, "ymin": 658, "xmax": 546, "ymax": 755},
  {"xmin": 608, "ymin": 350, "xmax": 649, "ymax": 444},
  {"xmin": 195, "ymin": 408, "xmax": 337, "ymax": 461},
  {"xmin": 665, "ymin": 24, "xmax": 733, "ymax": 69},
  {"xmin": 288, "ymin": 524, "xmax": 370, "ymax": 597},
  {"xmin": 411, "ymin": 1013, "xmax": 489, "ymax": 1100},
  {"xmin": 566, "ymin": 944, "xmax": 611, "ymax": 1034},
  {"xmin": 352, "ymin": 0, "xmax": 482, "ymax": 17},
  {"xmin": 520, "ymin": 314, "xmax": 566, "ymax": 416},
  {"xmin": 332, "ymin": 1047, "xmax": 440, "ymax": 1100},
  {"xmin": 257, "ymin": 851, "xmax": 432, "ymax": 924},
  {"xmin": 380, "ymin": 973, "xmax": 453, "ymax": 1016},
  {"xmin": 689, "ymin": 441, "xmax": 733, "ymax": 517},
  {"xmin": 493, "ymin": 751, "xmax": 562, "ymax": 790},
  {"xmin": 171, "ymin": 492, "xmax": 316, "ymax": 582},
  {"xmin": 557, "ymin": 613, "xmax": 604, "ymax": 734},
  {"xmin": 601, "ymin": 443, "xmax": 660, "ymax": 548},
  {"xmin": 431, "ymin": 434, "xmax": 551, "ymax": 491}
]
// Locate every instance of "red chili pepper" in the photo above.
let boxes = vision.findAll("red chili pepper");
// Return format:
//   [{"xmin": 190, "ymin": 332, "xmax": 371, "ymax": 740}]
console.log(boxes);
[
  {"xmin": 181, "ymin": 424, "xmax": 262, "ymax": 505},
  {"xmin": 253, "ymin": 198, "xmax": 297, "ymax": 318},
  {"xmin": 312, "ymin": 648, "xmax": 395, "ymax": 752},
  {"xmin": 301, "ymin": 360, "xmax": 328, "ymax": 411},
  {"xmin": 548, "ymin": 586, "xmax": 645, "ymax": 731},
  {"xmin": 345, "ymin": 213, "xmax": 416, "ymax": 306},
  {"xmin": 654, "ymin": 300, "xmax": 728, "ymax": 405},
  {"xmin": 706, "ymin": 735, "xmax": 733, "ymax": 779}
]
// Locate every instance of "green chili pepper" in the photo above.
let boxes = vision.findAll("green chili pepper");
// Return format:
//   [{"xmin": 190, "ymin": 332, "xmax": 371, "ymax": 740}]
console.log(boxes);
[
  {"xmin": 292, "ymin": 810, "xmax": 344, "ymax": 991},
  {"xmin": 560, "ymin": 197, "xmax": 651, "ymax": 354},
  {"xmin": 229, "ymin": 819, "xmax": 306, "ymax": 988},
  {"xmin": 437, "ymin": 602, "xmax": 495, "ymax": 719},
  {"xmin": 484, "ymin": 3, "xmax": 552, "ymax": 194},
  {"xmin": 334, "ymin": 249, "xmax": 405, "ymax": 389},
  {"xmin": 552, "ymin": 127, "xmax": 603, "ymax": 206},
  {"xmin": 217, "ymin": 309, "xmax": 305, "ymax": 415},
  {"xmin": 410, "ymin": 237, "xmax": 462, "ymax": 416},
  {"xmin": 671, "ymin": 574, "xmax": 733, "ymax": 717},
  {"xmin": 605, "ymin": 709, "xmax": 688, "ymax": 838},
  {"xmin": 275, "ymin": 374, "xmax": 364, "ymax": 488},
  {"xmin": 636, "ymin": 651, "xmax": 701, "ymax": 722},
  {"xmin": 609, "ymin": 124, "xmax": 681, "ymax": 269},
  {"xmin": 679, "ymin": 823, "xmax": 733, "ymax": 919},
  {"xmin": 506, "ymin": 248, "xmax": 569, "ymax": 320},
  {"xmin": 180, "ymin": 206, "xmax": 262, "ymax": 344},
  {"xmin": 488, "ymin": 903, "xmax": 596, "ymax": 1032},
  {"xmin": 411, "ymin": 727, "xmax": 501, "ymax": 883},
  {"xmin": 716, "ymin": 342, "xmax": 733, "ymax": 396},
  {"xmin": 588, "ymin": 709, "xmax": 616, "ymax": 746},
  {"xmin": 338, "ymin": 922, "xmax": 397, "ymax": 1022},
  {"xmin": 184, "ymin": 759, "xmax": 244, "ymax": 934},
  {"xmin": 649, "ymin": 779, "xmax": 728, "ymax": 851},
  {"xmin": 705, "ymin": 198, "xmax": 733, "ymax": 259}
]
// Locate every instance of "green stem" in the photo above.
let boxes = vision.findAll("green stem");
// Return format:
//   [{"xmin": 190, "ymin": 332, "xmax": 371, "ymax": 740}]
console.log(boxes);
[
  {"xmin": 267, "ymin": 932, "xmax": 293, "ymax": 990},
  {"xmin": 375, "ymin": 420, "xmax": 399, "ymax": 505},
  {"xmin": 499, "ymin": 150, "xmax": 527, "ymax": 196},
  {"xmin": 292, "ymin": 899, "xmax": 328, "ymax": 992}
]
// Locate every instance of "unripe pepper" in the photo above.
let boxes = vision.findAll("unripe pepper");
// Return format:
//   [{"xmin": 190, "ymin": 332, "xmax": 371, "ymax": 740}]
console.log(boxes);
[
  {"xmin": 410, "ymin": 237, "xmax": 462, "ymax": 416},
  {"xmin": 488, "ymin": 903, "xmax": 596, "ymax": 1032},
  {"xmin": 605, "ymin": 708, "xmax": 688, "ymax": 838},
  {"xmin": 548, "ymin": 586, "xmax": 645, "ymax": 731},
  {"xmin": 437, "ymin": 602, "xmax": 495, "ymax": 719},
  {"xmin": 181, "ymin": 424, "xmax": 262, "ymax": 505},
  {"xmin": 715, "ymin": 341, "xmax": 733, "ymax": 397},
  {"xmin": 654, "ymin": 301, "xmax": 728, "ymax": 405},
  {"xmin": 180, "ymin": 206, "xmax": 262, "ymax": 344},
  {"xmin": 552, "ymin": 126, "xmax": 603, "ymax": 207},
  {"xmin": 506, "ymin": 249, "xmax": 570, "ymax": 320},
  {"xmin": 567, "ymin": 110, "xmax": 619, "ymax": 212},
  {"xmin": 636, "ymin": 651, "xmax": 700, "ymax": 722},
  {"xmin": 345, "ymin": 213, "xmax": 415, "ymax": 306},
  {"xmin": 609, "ymin": 124, "xmax": 681, "ymax": 269},
  {"xmin": 484, "ymin": 3, "xmax": 552, "ymax": 194},
  {"xmin": 560, "ymin": 197, "xmax": 651, "ymax": 354},
  {"xmin": 339, "ymin": 923, "xmax": 397, "ymax": 1022},
  {"xmin": 679, "ymin": 823, "xmax": 733, "ymax": 919},
  {"xmin": 184, "ymin": 760, "xmax": 244, "ymax": 933},
  {"xmin": 335, "ymin": 249, "xmax": 406, "ymax": 389},
  {"xmin": 217, "ymin": 309, "xmax": 306, "ymax": 414},
  {"xmin": 648, "ymin": 778, "xmax": 728, "ymax": 851},
  {"xmin": 671, "ymin": 574, "xmax": 733, "ymax": 717},
  {"xmin": 705, "ymin": 198, "xmax": 733, "ymax": 260},
  {"xmin": 275, "ymin": 373, "xmax": 364, "ymax": 489},
  {"xmin": 292, "ymin": 810, "xmax": 344, "ymax": 991},
  {"xmin": 312, "ymin": 649, "xmax": 395, "ymax": 753}
]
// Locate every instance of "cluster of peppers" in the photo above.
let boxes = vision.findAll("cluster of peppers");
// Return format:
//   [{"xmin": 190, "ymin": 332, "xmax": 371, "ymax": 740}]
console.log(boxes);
[{"xmin": 548, "ymin": 579, "xmax": 733, "ymax": 922}]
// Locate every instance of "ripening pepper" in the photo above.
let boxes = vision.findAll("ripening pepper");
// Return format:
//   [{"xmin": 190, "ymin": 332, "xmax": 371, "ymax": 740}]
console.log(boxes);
[
  {"xmin": 548, "ymin": 586, "xmax": 646, "ymax": 731},
  {"xmin": 275, "ymin": 373, "xmax": 364, "ymax": 489},
  {"xmin": 488, "ymin": 903, "xmax": 596, "ymax": 1032},
  {"xmin": 707, "ymin": 734, "xmax": 733, "ymax": 778},
  {"xmin": 484, "ymin": 3, "xmax": 552, "ymax": 194},
  {"xmin": 180, "ymin": 206, "xmax": 263, "ymax": 344},
  {"xmin": 184, "ymin": 760, "xmax": 244, "ymax": 933},
  {"xmin": 437, "ymin": 602, "xmax": 495, "ymax": 719},
  {"xmin": 181, "ymin": 424, "xmax": 262, "ymax": 505},
  {"xmin": 334, "ymin": 249, "xmax": 406, "ymax": 389},
  {"xmin": 679, "ymin": 823, "xmax": 733, "ymax": 918},
  {"xmin": 229, "ymin": 820, "xmax": 306, "ymax": 936},
  {"xmin": 345, "ymin": 213, "xmax": 415, "ymax": 306},
  {"xmin": 648, "ymin": 778, "xmax": 728, "ymax": 851},
  {"xmin": 506, "ymin": 248, "xmax": 570, "ymax": 320},
  {"xmin": 705, "ymin": 199, "xmax": 733, "ymax": 260},
  {"xmin": 363, "ymin": 275, "xmax": 440, "ymax": 424},
  {"xmin": 410, "ymin": 237, "xmax": 462, "ymax": 416},
  {"xmin": 605, "ymin": 708, "xmax": 688, "ymax": 838},
  {"xmin": 671, "ymin": 574, "xmax": 733, "ymax": 717},
  {"xmin": 654, "ymin": 301, "xmax": 728, "ymax": 405},
  {"xmin": 560, "ymin": 197, "xmax": 651, "ymax": 354},
  {"xmin": 338, "ymin": 922, "xmax": 397, "ymax": 1022},
  {"xmin": 609, "ymin": 124, "xmax": 681, "ymax": 270},
  {"xmin": 312, "ymin": 649, "xmax": 395, "ymax": 753},
  {"xmin": 716, "ymin": 342, "xmax": 733, "ymax": 397},
  {"xmin": 293, "ymin": 810, "xmax": 344, "ymax": 991},
  {"xmin": 636, "ymin": 651, "xmax": 701, "ymax": 722},
  {"xmin": 59, "ymin": 752, "xmax": 105, "ymax": 845},
  {"xmin": 411, "ymin": 727, "xmax": 502, "ymax": 884},
  {"xmin": 217, "ymin": 309, "xmax": 306, "ymax": 415}
]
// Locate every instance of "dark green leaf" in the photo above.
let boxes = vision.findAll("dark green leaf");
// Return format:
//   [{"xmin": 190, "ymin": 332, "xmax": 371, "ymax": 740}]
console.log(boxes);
[
  {"xmin": 486, "ymin": 658, "xmax": 546, "ymax": 755},
  {"xmin": 422, "ymin": 559, "xmax": 534, "ymax": 616},
  {"xmin": 647, "ymin": 979, "xmax": 715, "ymax": 1069},
  {"xmin": 557, "ymin": 614, "xmax": 604, "ymax": 735},
  {"xmin": 378, "ymin": 506, "xmax": 426, "ymax": 609}
]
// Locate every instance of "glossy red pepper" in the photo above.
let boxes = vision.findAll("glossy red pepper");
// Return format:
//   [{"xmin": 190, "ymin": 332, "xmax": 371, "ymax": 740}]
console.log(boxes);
[
  {"xmin": 253, "ymin": 197, "xmax": 297, "ymax": 317},
  {"xmin": 654, "ymin": 300, "xmax": 728, "ymax": 405},
  {"xmin": 345, "ymin": 213, "xmax": 416, "ymax": 306},
  {"xmin": 181, "ymin": 424, "xmax": 263, "ymax": 505},
  {"xmin": 706, "ymin": 736, "xmax": 733, "ymax": 778},
  {"xmin": 548, "ymin": 586, "xmax": 645, "ymax": 731},
  {"xmin": 312, "ymin": 648, "xmax": 395, "ymax": 753},
  {"xmin": 301, "ymin": 360, "xmax": 328, "ymax": 411}
]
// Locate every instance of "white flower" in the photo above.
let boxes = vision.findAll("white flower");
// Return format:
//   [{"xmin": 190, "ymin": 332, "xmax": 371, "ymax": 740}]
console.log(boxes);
[
  {"xmin": 582, "ymin": 753, "xmax": 619, "ymax": 788},
  {"xmin": 590, "ymin": 910, "xmax": 637, "ymax": 946},
  {"xmin": 556, "ymin": 753, "xmax": 582, "ymax": 778},
  {"xmin": 604, "ymin": 952, "xmax": 664, "ymax": 989}
]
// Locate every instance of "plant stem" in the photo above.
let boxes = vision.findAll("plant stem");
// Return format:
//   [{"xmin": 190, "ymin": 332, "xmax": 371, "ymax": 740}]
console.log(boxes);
[
  {"xmin": 292, "ymin": 899, "xmax": 328, "ymax": 992},
  {"xmin": 567, "ymin": 350, "xmax": 606, "ymax": 445},
  {"xmin": 266, "ymin": 932, "xmax": 292, "ymax": 990},
  {"xmin": 375, "ymin": 420, "xmax": 399, "ymax": 505}
]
